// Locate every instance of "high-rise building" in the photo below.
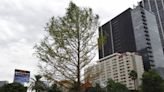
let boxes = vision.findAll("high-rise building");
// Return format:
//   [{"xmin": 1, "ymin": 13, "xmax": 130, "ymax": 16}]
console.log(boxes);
[
  {"xmin": 84, "ymin": 52, "xmax": 144, "ymax": 90},
  {"xmin": 98, "ymin": 6, "xmax": 164, "ymax": 71},
  {"xmin": 140, "ymin": 0, "xmax": 164, "ymax": 51}
]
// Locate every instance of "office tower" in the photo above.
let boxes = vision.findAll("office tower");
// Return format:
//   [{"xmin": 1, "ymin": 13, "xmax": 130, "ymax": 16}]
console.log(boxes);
[
  {"xmin": 98, "ymin": 6, "xmax": 164, "ymax": 71},
  {"xmin": 141, "ymin": 0, "xmax": 164, "ymax": 51},
  {"xmin": 84, "ymin": 52, "xmax": 144, "ymax": 90}
]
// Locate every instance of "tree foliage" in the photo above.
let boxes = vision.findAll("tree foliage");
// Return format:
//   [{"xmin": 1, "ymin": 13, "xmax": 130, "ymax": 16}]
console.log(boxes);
[
  {"xmin": 141, "ymin": 70, "xmax": 164, "ymax": 92},
  {"xmin": 129, "ymin": 70, "xmax": 138, "ymax": 90},
  {"xmin": 129, "ymin": 70, "xmax": 137, "ymax": 81},
  {"xmin": 34, "ymin": 1, "xmax": 99, "ymax": 91},
  {"xmin": 0, "ymin": 82, "xmax": 27, "ymax": 92},
  {"xmin": 88, "ymin": 83, "xmax": 105, "ymax": 92},
  {"xmin": 106, "ymin": 79, "xmax": 129, "ymax": 92}
]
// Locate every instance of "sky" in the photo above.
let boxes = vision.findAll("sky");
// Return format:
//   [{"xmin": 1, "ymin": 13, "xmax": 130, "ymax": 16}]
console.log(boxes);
[{"xmin": 0, "ymin": 0, "xmax": 141, "ymax": 82}]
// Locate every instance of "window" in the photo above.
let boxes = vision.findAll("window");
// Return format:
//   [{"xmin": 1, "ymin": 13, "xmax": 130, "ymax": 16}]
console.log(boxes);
[
  {"xmin": 145, "ymin": 34, "xmax": 149, "ymax": 37},
  {"xmin": 120, "ymin": 68, "xmax": 125, "ymax": 70},
  {"xmin": 143, "ymin": 22, "xmax": 147, "ymax": 25},
  {"xmin": 119, "ymin": 65, "xmax": 124, "ymax": 67},
  {"xmin": 142, "ymin": 18, "xmax": 146, "ymax": 21},
  {"xmin": 142, "ymin": 15, "xmax": 146, "ymax": 18},
  {"xmin": 146, "ymin": 38, "xmax": 150, "ymax": 41},
  {"xmin": 143, "ymin": 26, "xmax": 148, "ymax": 29},
  {"xmin": 119, "ymin": 62, "xmax": 124, "ymax": 64},
  {"xmin": 120, "ymin": 74, "xmax": 126, "ymax": 77},
  {"xmin": 141, "ymin": 11, "xmax": 145, "ymax": 14}
]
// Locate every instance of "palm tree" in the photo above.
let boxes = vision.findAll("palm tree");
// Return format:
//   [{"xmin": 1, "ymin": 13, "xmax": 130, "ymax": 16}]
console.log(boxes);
[
  {"xmin": 29, "ymin": 75, "xmax": 46, "ymax": 92},
  {"xmin": 129, "ymin": 70, "xmax": 138, "ymax": 90}
]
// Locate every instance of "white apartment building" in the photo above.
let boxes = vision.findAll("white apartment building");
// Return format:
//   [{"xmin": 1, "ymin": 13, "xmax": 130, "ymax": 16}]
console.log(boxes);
[{"xmin": 84, "ymin": 52, "xmax": 144, "ymax": 90}]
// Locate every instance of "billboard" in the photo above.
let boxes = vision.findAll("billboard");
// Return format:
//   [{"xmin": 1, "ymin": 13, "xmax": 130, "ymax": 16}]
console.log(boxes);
[{"xmin": 14, "ymin": 69, "xmax": 30, "ymax": 84}]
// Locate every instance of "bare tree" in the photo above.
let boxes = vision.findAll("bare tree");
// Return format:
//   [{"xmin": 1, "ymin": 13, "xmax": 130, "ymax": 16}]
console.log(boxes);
[{"xmin": 34, "ymin": 2, "xmax": 99, "ymax": 92}]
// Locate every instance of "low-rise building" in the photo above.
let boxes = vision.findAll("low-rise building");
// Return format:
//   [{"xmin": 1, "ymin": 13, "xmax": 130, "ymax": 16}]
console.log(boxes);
[{"xmin": 84, "ymin": 52, "xmax": 144, "ymax": 90}]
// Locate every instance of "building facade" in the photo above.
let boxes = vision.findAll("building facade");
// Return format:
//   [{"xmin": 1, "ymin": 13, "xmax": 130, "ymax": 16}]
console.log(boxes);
[
  {"xmin": 141, "ymin": 0, "xmax": 164, "ymax": 51},
  {"xmin": 98, "ymin": 6, "xmax": 164, "ymax": 71},
  {"xmin": 84, "ymin": 52, "xmax": 144, "ymax": 90}
]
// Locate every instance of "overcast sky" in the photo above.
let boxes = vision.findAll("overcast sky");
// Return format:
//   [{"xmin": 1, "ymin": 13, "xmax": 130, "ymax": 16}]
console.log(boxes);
[{"xmin": 0, "ymin": 0, "xmax": 141, "ymax": 82}]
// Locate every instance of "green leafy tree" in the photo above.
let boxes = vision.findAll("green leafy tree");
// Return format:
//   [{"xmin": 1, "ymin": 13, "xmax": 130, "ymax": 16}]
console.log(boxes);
[
  {"xmin": 106, "ymin": 79, "xmax": 129, "ymax": 92},
  {"xmin": 0, "ymin": 82, "xmax": 27, "ymax": 92},
  {"xmin": 34, "ymin": 1, "xmax": 99, "ymax": 92},
  {"xmin": 129, "ymin": 70, "xmax": 138, "ymax": 90},
  {"xmin": 161, "ymin": 81, "xmax": 164, "ymax": 91},
  {"xmin": 69, "ymin": 82, "xmax": 78, "ymax": 92},
  {"xmin": 94, "ymin": 83, "xmax": 105, "ymax": 92},
  {"xmin": 86, "ymin": 83, "xmax": 105, "ymax": 92},
  {"xmin": 141, "ymin": 70, "xmax": 164, "ymax": 92},
  {"xmin": 29, "ymin": 75, "xmax": 46, "ymax": 92}
]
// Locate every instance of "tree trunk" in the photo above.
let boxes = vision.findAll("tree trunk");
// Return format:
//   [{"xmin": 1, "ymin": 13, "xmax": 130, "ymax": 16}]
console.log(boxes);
[
  {"xmin": 77, "ymin": 34, "xmax": 81, "ymax": 91},
  {"xmin": 134, "ymin": 80, "xmax": 136, "ymax": 91},
  {"xmin": 77, "ymin": 62, "xmax": 80, "ymax": 92}
]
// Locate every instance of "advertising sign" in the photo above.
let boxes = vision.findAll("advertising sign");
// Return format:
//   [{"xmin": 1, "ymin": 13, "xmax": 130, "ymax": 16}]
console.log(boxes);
[{"xmin": 14, "ymin": 69, "xmax": 30, "ymax": 84}]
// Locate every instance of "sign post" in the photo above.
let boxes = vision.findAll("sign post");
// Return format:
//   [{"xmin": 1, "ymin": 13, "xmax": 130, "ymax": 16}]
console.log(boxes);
[{"xmin": 13, "ymin": 69, "xmax": 30, "ymax": 84}]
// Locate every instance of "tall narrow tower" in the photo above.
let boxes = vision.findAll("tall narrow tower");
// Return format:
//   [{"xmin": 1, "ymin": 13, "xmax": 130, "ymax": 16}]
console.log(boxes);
[{"xmin": 141, "ymin": 0, "xmax": 164, "ymax": 52}]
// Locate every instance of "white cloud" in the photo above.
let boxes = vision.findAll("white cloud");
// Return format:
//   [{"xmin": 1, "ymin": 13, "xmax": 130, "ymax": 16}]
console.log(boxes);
[{"xmin": 0, "ymin": 0, "xmax": 141, "ymax": 82}]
